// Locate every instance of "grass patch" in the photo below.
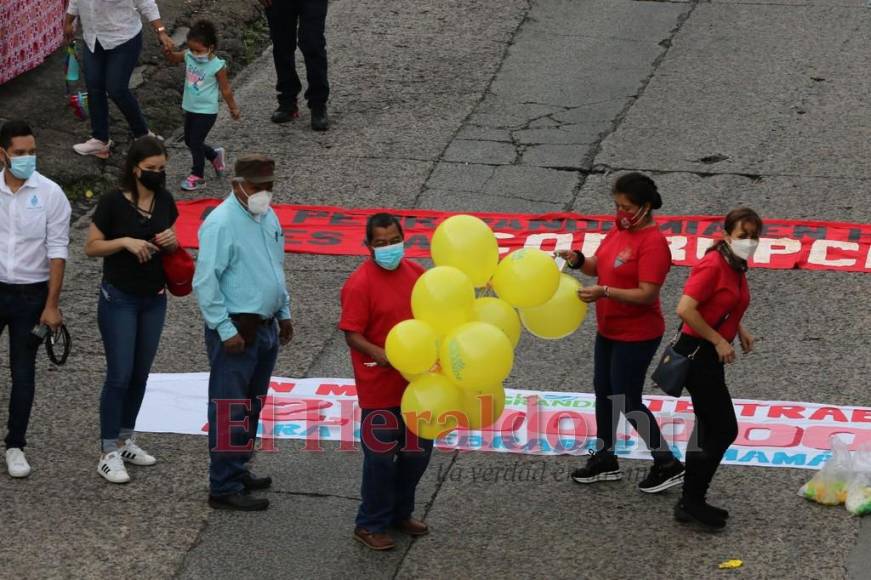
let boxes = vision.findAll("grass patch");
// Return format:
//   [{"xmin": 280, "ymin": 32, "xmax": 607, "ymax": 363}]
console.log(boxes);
[{"xmin": 242, "ymin": 16, "xmax": 271, "ymax": 66}]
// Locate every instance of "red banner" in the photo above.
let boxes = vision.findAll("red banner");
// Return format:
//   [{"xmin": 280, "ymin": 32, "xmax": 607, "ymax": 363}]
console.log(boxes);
[{"xmin": 176, "ymin": 200, "xmax": 871, "ymax": 273}]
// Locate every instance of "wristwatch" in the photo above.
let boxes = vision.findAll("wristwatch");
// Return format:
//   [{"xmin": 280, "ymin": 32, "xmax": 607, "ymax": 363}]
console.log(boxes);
[{"xmin": 156, "ymin": 26, "xmax": 166, "ymax": 34}]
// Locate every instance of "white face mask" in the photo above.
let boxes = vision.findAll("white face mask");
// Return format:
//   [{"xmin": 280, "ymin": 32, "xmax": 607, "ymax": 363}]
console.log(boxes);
[
  {"xmin": 240, "ymin": 184, "xmax": 273, "ymax": 215},
  {"xmin": 729, "ymin": 238, "xmax": 759, "ymax": 261}
]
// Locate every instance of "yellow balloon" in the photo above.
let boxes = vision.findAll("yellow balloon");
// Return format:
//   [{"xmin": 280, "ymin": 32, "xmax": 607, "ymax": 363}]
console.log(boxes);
[
  {"xmin": 401, "ymin": 371, "xmax": 423, "ymax": 383},
  {"xmin": 461, "ymin": 383, "xmax": 506, "ymax": 430},
  {"xmin": 431, "ymin": 215, "xmax": 499, "ymax": 287},
  {"xmin": 519, "ymin": 274, "xmax": 588, "ymax": 339},
  {"xmin": 440, "ymin": 321, "xmax": 514, "ymax": 388},
  {"xmin": 385, "ymin": 319, "xmax": 440, "ymax": 376},
  {"xmin": 401, "ymin": 374, "xmax": 466, "ymax": 440},
  {"xmin": 411, "ymin": 266, "xmax": 475, "ymax": 336},
  {"xmin": 472, "ymin": 297, "xmax": 521, "ymax": 347},
  {"xmin": 492, "ymin": 248, "xmax": 560, "ymax": 308}
]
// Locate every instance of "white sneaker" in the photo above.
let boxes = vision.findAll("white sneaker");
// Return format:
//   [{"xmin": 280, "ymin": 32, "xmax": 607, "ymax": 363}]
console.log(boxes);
[
  {"xmin": 73, "ymin": 138, "xmax": 112, "ymax": 159},
  {"xmin": 5, "ymin": 448, "xmax": 31, "ymax": 478},
  {"xmin": 98, "ymin": 451, "xmax": 131, "ymax": 483},
  {"xmin": 120, "ymin": 439, "xmax": 156, "ymax": 466}
]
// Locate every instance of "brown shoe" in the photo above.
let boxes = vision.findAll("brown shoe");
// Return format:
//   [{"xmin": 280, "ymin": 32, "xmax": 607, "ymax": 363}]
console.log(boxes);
[
  {"xmin": 353, "ymin": 527, "xmax": 396, "ymax": 550},
  {"xmin": 395, "ymin": 518, "xmax": 429, "ymax": 537}
]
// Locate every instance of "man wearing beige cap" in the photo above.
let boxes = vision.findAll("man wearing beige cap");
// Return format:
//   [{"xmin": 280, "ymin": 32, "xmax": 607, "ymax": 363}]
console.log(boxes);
[{"xmin": 193, "ymin": 154, "xmax": 293, "ymax": 511}]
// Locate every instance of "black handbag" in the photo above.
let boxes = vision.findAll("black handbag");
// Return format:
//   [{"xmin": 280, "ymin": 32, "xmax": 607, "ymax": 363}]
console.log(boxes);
[
  {"xmin": 652, "ymin": 315, "xmax": 728, "ymax": 397},
  {"xmin": 651, "ymin": 336, "xmax": 699, "ymax": 397}
]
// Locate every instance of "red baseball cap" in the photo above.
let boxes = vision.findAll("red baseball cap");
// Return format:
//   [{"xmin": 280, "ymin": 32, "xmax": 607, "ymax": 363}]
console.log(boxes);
[{"xmin": 162, "ymin": 247, "xmax": 195, "ymax": 296}]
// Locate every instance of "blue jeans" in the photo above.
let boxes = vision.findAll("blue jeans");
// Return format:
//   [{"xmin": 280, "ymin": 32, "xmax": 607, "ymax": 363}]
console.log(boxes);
[
  {"xmin": 356, "ymin": 408, "xmax": 433, "ymax": 533},
  {"xmin": 83, "ymin": 32, "xmax": 149, "ymax": 142},
  {"xmin": 0, "ymin": 283, "xmax": 47, "ymax": 449},
  {"xmin": 206, "ymin": 323, "xmax": 278, "ymax": 496},
  {"xmin": 97, "ymin": 283, "xmax": 167, "ymax": 451},
  {"xmin": 593, "ymin": 333, "xmax": 673, "ymax": 462}
]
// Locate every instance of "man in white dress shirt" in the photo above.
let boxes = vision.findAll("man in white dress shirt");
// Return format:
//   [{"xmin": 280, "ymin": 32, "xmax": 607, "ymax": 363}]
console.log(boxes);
[{"xmin": 0, "ymin": 121, "xmax": 72, "ymax": 478}]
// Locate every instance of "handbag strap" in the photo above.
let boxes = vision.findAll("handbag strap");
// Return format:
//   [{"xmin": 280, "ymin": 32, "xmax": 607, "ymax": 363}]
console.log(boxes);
[{"xmin": 667, "ymin": 312, "xmax": 730, "ymax": 355}]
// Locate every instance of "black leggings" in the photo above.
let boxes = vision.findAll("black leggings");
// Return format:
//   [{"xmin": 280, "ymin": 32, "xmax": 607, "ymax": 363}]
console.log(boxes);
[
  {"xmin": 184, "ymin": 112, "xmax": 217, "ymax": 177},
  {"xmin": 675, "ymin": 334, "xmax": 739, "ymax": 501}
]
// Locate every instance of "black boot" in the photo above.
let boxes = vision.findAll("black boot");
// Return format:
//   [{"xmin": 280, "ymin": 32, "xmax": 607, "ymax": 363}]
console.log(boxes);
[
  {"xmin": 209, "ymin": 491, "xmax": 269, "ymax": 511},
  {"xmin": 271, "ymin": 101, "xmax": 300, "ymax": 124},
  {"xmin": 310, "ymin": 103, "xmax": 329, "ymax": 131},
  {"xmin": 241, "ymin": 472, "xmax": 273, "ymax": 491},
  {"xmin": 674, "ymin": 497, "xmax": 726, "ymax": 530},
  {"xmin": 704, "ymin": 501, "xmax": 729, "ymax": 519}
]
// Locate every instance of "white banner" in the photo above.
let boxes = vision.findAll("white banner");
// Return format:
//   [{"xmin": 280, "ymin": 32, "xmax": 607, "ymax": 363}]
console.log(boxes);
[{"xmin": 136, "ymin": 373, "xmax": 871, "ymax": 470}]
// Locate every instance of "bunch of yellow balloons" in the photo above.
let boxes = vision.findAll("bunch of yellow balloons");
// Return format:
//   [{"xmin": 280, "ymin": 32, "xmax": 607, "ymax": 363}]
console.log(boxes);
[{"xmin": 385, "ymin": 215, "xmax": 588, "ymax": 440}]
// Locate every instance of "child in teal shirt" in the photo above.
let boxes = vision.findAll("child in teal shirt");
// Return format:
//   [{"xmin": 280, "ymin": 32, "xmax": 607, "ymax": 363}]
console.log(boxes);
[{"xmin": 164, "ymin": 20, "xmax": 240, "ymax": 191}]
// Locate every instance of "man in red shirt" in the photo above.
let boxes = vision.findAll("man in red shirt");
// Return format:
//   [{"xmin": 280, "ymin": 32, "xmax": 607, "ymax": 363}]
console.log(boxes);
[{"xmin": 339, "ymin": 213, "xmax": 432, "ymax": 551}]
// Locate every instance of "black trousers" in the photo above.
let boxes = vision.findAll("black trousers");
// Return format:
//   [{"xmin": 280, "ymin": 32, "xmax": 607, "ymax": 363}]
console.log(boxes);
[
  {"xmin": 184, "ymin": 112, "xmax": 217, "ymax": 178},
  {"xmin": 675, "ymin": 334, "xmax": 739, "ymax": 501},
  {"xmin": 265, "ymin": 0, "xmax": 330, "ymax": 109},
  {"xmin": 0, "ymin": 282, "xmax": 47, "ymax": 449}
]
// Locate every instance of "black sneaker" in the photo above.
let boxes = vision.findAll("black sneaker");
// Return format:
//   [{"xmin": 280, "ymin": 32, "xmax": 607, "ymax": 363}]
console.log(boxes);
[
  {"xmin": 208, "ymin": 491, "xmax": 269, "ymax": 511},
  {"xmin": 674, "ymin": 498, "xmax": 726, "ymax": 531},
  {"xmin": 638, "ymin": 458, "xmax": 685, "ymax": 493},
  {"xmin": 311, "ymin": 104, "xmax": 329, "ymax": 131},
  {"xmin": 241, "ymin": 472, "xmax": 272, "ymax": 491},
  {"xmin": 571, "ymin": 451, "xmax": 622, "ymax": 484},
  {"xmin": 271, "ymin": 101, "xmax": 300, "ymax": 124}
]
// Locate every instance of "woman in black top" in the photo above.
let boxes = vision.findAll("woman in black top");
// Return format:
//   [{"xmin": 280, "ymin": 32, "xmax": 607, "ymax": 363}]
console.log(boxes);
[{"xmin": 84, "ymin": 136, "xmax": 178, "ymax": 484}]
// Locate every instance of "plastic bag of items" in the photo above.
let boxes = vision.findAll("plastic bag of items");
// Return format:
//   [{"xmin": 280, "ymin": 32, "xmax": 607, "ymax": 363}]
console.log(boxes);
[
  {"xmin": 846, "ymin": 443, "xmax": 871, "ymax": 516},
  {"xmin": 799, "ymin": 437, "xmax": 852, "ymax": 505}
]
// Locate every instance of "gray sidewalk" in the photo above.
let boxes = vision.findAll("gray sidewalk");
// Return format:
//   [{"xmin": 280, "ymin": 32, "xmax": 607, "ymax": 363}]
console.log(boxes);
[{"xmin": 2, "ymin": 0, "xmax": 870, "ymax": 578}]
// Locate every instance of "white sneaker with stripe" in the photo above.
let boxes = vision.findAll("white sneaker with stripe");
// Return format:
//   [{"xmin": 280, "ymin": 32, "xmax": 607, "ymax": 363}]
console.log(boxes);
[
  {"xmin": 120, "ymin": 439, "xmax": 157, "ymax": 466},
  {"xmin": 98, "ymin": 451, "xmax": 130, "ymax": 484}
]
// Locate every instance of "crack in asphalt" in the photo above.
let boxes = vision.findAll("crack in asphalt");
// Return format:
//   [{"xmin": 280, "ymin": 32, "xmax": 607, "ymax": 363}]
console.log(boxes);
[
  {"xmin": 565, "ymin": 0, "xmax": 701, "ymax": 211},
  {"xmin": 411, "ymin": 0, "xmax": 535, "ymax": 208},
  {"xmin": 269, "ymin": 489, "xmax": 361, "ymax": 502},
  {"xmin": 590, "ymin": 163, "xmax": 871, "ymax": 182},
  {"xmin": 391, "ymin": 450, "xmax": 461, "ymax": 580}
]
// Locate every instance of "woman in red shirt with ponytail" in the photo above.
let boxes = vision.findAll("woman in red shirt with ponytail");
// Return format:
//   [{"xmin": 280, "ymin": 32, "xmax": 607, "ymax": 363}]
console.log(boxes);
[
  {"xmin": 673, "ymin": 207, "xmax": 762, "ymax": 530},
  {"xmin": 559, "ymin": 173, "xmax": 684, "ymax": 494}
]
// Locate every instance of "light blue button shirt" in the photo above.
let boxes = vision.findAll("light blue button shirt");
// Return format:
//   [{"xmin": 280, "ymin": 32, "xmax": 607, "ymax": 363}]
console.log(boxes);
[{"xmin": 193, "ymin": 193, "xmax": 290, "ymax": 341}]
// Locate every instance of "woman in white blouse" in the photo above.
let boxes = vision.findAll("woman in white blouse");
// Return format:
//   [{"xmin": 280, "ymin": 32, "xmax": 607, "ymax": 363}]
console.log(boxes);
[{"xmin": 63, "ymin": 0, "xmax": 174, "ymax": 159}]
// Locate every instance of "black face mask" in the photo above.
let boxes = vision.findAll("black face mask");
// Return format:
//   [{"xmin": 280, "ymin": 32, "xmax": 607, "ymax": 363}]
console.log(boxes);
[{"xmin": 137, "ymin": 169, "xmax": 166, "ymax": 192}]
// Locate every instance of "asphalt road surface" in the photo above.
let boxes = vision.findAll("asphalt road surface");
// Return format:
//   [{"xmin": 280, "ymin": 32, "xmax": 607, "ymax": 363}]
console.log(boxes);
[{"xmin": 1, "ymin": 0, "xmax": 870, "ymax": 578}]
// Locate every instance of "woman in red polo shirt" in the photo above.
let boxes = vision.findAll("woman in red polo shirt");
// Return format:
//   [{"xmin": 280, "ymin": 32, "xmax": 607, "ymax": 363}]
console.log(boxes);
[
  {"xmin": 672, "ymin": 207, "xmax": 762, "ymax": 530},
  {"xmin": 559, "ymin": 172, "xmax": 684, "ymax": 493}
]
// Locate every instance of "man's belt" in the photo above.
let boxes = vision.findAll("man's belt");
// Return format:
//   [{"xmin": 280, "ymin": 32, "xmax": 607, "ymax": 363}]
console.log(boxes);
[
  {"xmin": 0, "ymin": 280, "xmax": 49, "ymax": 292},
  {"xmin": 229, "ymin": 313, "xmax": 275, "ymax": 344},
  {"xmin": 229, "ymin": 313, "xmax": 275, "ymax": 326}
]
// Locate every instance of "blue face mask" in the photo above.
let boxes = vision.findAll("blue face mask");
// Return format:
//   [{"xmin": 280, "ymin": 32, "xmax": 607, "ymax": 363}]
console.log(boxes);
[
  {"xmin": 5, "ymin": 154, "xmax": 36, "ymax": 181},
  {"xmin": 373, "ymin": 242, "xmax": 404, "ymax": 270},
  {"xmin": 192, "ymin": 53, "xmax": 210, "ymax": 63}
]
